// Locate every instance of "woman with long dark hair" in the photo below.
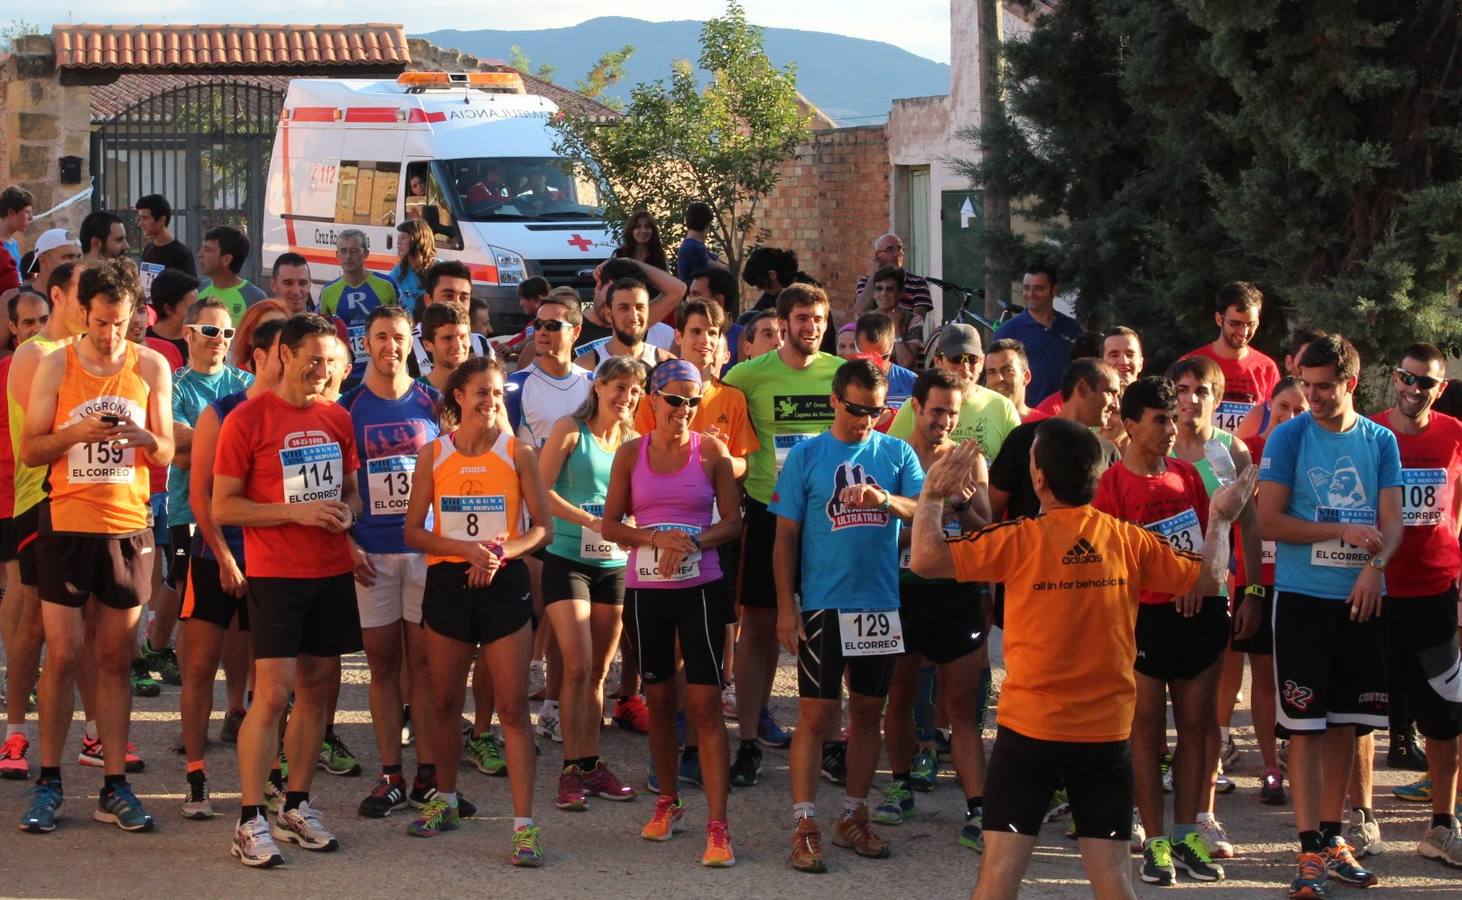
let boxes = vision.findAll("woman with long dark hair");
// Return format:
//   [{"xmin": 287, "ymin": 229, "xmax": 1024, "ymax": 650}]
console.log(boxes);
[{"xmin": 614, "ymin": 211, "xmax": 669, "ymax": 273}]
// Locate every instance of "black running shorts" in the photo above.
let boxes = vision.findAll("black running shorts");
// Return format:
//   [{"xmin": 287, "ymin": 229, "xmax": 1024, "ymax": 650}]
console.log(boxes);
[
  {"xmin": 247, "ymin": 573, "xmax": 362, "ymax": 659},
  {"xmin": 736, "ymin": 498, "xmax": 786, "ymax": 610},
  {"xmin": 180, "ymin": 553, "xmax": 249, "ymax": 631},
  {"xmin": 422, "ymin": 560, "xmax": 533, "ymax": 647},
  {"xmin": 624, "ymin": 580, "xmax": 731, "ymax": 687},
  {"xmin": 1230, "ymin": 586, "xmax": 1275, "ymax": 655},
  {"xmin": 983, "ymin": 725, "xmax": 1133, "ymax": 841},
  {"xmin": 1273, "ymin": 590, "xmax": 1388, "ymax": 736},
  {"xmin": 542, "ymin": 553, "xmax": 626, "ymax": 606},
  {"xmin": 898, "ymin": 581, "xmax": 988, "ymax": 664},
  {"xmin": 797, "ymin": 608, "xmax": 897, "ymax": 701},
  {"xmin": 37, "ymin": 530, "xmax": 155, "ymax": 610},
  {"xmin": 1134, "ymin": 596, "xmax": 1230, "ymax": 681},
  {"xmin": 1385, "ymin": 588, "xmax": 1462, "ymax": 741}
]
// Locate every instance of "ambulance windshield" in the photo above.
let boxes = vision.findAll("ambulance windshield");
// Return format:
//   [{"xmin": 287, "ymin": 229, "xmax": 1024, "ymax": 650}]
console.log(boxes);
[{"xmin": 445, "ymin": 157, "xmax": 603, "ymax": 221}]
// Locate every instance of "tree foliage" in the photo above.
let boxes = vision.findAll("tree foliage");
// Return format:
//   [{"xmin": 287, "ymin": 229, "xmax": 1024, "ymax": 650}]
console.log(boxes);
[
  {"xmin": 577, "ymin": 44, "xmax": 636, "ymax": 109},
  {"xmin": 0, "ymin": 19, "xmax": 41, "ymax": 53},
  {"xmin": 962, "ymin": 0, "xmax": 1462, "ymax": 380},
  {"xmin": 508, "ymin": 45, "xmax": 555, "ymax": 81},
  {"xmin": 550, "ymin": 1, "xmax": 811, "ymax": 307}
]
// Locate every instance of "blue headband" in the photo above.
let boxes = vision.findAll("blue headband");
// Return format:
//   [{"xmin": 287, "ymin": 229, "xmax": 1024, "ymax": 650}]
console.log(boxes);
[{"xmin": 650, "ymin": 359, "xmax": 703, "ymax": 392}]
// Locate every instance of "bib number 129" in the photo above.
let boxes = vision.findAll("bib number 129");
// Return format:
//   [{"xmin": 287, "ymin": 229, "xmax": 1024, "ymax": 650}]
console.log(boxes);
[{"xmin": 837, "ymin": 609, "xmax": 904, "ymax": 657}]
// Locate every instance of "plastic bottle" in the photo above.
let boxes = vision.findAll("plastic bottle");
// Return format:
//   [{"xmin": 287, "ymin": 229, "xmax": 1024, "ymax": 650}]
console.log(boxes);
[{"xmin": 1204, "ymin": 438, "xmax": 1238, "ymax": 486}]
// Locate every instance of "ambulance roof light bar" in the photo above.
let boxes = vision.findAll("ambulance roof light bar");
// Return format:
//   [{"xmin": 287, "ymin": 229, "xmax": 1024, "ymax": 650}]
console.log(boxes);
[{"xmin": 396, "ymin": 71, "xmax": 526, "ymax": 95}]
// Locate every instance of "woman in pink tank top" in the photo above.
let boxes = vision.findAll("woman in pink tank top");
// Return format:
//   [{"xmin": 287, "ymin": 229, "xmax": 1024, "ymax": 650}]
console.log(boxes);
[{"xmin": 602, "ymin": 360, "xmax": 742, "ymax": 864}]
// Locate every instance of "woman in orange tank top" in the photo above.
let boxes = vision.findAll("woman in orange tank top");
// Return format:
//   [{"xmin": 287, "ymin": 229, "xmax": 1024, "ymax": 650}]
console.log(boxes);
[{"xmin": 404, "ymin": 355, "xmax": 552, "ymax": 865}]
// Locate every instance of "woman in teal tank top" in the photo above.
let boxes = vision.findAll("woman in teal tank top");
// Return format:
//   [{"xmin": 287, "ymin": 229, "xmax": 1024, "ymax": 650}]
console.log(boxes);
[{"xmin": 535, "ymin": 355, "xmax": 647, "ymax": 806}]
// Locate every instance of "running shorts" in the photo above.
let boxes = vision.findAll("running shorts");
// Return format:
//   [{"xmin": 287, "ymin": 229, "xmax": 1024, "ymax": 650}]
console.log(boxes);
[
  {"xmin": 422, "ymin": 560, "xmax": 532, "ymax": 646},
  {"xmin": 1134, "ymin": 596, "xmax": 1230, "ymax": 681},
  {"xmin": 1385, "ymin": 588, "xmax": 1462, "ymax": 741},
  {"xmin": 736, "ymin": 498, "xmax": 785, "ymax": 609},
  {"xmin": 355, "ymin": 552, "xmax": 427, "ymax": 628},
  {"xmin": 247, "ymin": 573, "xmax": 362, "ymax": 659},
  {"xmin": 165, "ymin": 523, "xmax": 193, "ymax": 592},
  {"xmin": 1230, "ymin": 586, "xmax": 1275, "ymax": 655},
  {"xmin": 179, "ymin": 553, "xmax": 250, "ymax": 630},
  {"xmin": 542, "ymin": 552, "xmax": 626, "ymax": 606},
  {"xmin": 797, "ymin": 608, "xmax": 897, "ymax": 701},
  {"xmin": 0, "ymin": 516, "xmax": 15, "ymax": 563},
  {"xmin": 898, "ymin": 581, "xmax": 988, "ymax": 664},
  {"xmin": 15, "ymin": 503, "xmax": 40, "ymax": 586},
  {"xmin": 1273, "ymin": 590, "xmax": 1388, "ymax": 736},
  {"xmin": 625, "ymin": 580, "xmax": 731, "ymax": 687},
  {"xmin": 36, "ymin": 530, "xmax": 155, "ymax": 610},
  {"xmin": 983, "ymin": 725, "xmax": 1133, "ymax": 840}
]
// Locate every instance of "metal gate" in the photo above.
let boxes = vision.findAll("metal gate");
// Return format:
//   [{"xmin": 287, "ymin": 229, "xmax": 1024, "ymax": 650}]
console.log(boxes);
[{"xmin": 91, "ymin": 81, "xmax": 284, "ymax": 285}]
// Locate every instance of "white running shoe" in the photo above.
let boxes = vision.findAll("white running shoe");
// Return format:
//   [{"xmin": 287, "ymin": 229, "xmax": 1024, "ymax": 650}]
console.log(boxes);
[
  {"xmin": 1197, "ymin": 816, "xmax": 1235, "ymax": 859},
  {"xmin": 232, "ymin": 813, "xmax": 284, "ymax": 868},
  {"xmin": 535, "ymin": 703, "xmax": 563, "ymax": 743},
  {"xmin": 1130, "ymin": 808, "xmax": 1146, "ymax": 854},
  {"xmin": 272, "ymin": 801, "xmax": 339, "ymax": 852},
  {"xmin": 1346, "ymin": 811, "xmax": 1386, "ymax": 858},
  {"xmin": 1418, "ymin": 822, "xmax": 1462, "ymax": 867}
]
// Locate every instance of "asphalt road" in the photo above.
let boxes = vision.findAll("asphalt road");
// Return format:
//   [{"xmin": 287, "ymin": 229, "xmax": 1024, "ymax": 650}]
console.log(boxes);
[{"xmin": 2, "ymin": 632, "xmax": 1461, "ymax": 899}]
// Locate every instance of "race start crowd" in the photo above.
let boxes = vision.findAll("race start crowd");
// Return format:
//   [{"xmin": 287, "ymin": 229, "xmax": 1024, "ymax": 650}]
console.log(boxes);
[{"xmin": 1, "ymin": 185, "xmax": 1461, "ymax": 899}]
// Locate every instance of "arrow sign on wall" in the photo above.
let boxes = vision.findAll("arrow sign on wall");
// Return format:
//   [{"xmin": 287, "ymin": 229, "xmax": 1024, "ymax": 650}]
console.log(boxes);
[{"xmin": 959, "ymin": 196, "xmax": 976, "ymax": 229}]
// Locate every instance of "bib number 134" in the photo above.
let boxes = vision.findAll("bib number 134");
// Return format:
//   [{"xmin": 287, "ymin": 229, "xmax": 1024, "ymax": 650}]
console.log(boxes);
[{"xmin": 837, "ymin": 610, "xmax": 904, "ymax": 657}]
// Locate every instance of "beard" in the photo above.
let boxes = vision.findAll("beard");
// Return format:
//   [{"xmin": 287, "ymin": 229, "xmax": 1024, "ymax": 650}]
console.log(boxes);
[{"xmin": 613, "ymin": 327, "xmax": 644, "ymax": 348}]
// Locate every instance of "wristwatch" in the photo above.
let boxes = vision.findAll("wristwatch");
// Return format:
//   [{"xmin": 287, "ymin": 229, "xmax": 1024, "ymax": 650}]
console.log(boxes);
[
  {"xmin": 1367, "ymin": 556, "xmax": 1387, "ymax": 572},
  {"xmin": 877, "ymin": 488, "xmax": 892, "ymax": 511},
  {"xmin": 1242, "ymin": 584, "xmax": 1266, "ymax": 600}
]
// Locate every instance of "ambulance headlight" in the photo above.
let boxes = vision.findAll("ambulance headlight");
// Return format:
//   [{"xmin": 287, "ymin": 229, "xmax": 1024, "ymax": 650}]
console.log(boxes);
[{"xmin": 489, "ymin": 247, "xmax": 525, "ymax": 285}]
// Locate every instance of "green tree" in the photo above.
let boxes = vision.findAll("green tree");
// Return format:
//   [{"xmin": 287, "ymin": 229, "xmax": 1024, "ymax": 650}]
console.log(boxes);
[
  {"xmin": 550, "ymin": 1, "xmax": 811, "ymax": 308},
  {"xmin": 509, "ymin": 45, "xmax": 555, "ymax": 82},
  {"xmin": 963, "ymin": 1, "xmax": 1462, "ymax": 382},
  {"xmin": 577, "ymin": 44, "xmax": 635, "ymax": 109}
]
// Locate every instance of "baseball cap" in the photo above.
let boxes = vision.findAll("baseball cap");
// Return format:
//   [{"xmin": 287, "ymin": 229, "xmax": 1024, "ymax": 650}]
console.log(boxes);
[
  {"xmin": 34, "ymin": 228, "xmax": 81, "ymax": 256},
  {"xmin": 939, "ymin": 323, "xmax": 983, "ymax": 358}
]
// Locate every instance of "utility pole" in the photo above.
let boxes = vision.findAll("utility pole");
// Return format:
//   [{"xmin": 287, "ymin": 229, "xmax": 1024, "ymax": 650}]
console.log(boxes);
[{"xmin": 976, "ymin": 0, "xmax": 1013, "ymax": 319}]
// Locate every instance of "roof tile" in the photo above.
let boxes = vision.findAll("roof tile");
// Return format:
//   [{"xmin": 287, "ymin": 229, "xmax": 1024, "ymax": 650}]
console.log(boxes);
[{"xmin": 51, "ymin": 24, "xmax": 410, "ymax": 70}]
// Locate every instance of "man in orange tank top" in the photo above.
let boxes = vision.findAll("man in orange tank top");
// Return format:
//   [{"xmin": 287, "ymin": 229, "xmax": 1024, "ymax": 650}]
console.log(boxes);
[{"xmin": 19, "ymin": 258, "xmax": 175, "ymax": 834}]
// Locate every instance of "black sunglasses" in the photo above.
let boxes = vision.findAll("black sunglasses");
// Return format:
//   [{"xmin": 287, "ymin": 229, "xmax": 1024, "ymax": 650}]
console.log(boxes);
[
  {"xmin": 186, "ymin": 323, "xmax": 236, "ymax": 340},
  {"xmin": 838, "ymin": 396, "xmax": 887, "ymax": 419},
  {"xmin": 533, "ymin": 318, "xmax": 570, "ymax": 332},
  {"xmin": 657, "ymin": 392, "xmax": 702, "ymax": 408},
  {"xmin": 1396, "ymin": 368, "xmax": 1442, "ymax": 391}
]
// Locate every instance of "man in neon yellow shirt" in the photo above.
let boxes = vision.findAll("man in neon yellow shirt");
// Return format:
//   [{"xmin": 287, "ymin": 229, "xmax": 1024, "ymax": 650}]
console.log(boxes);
[
  {"xmin": 886, "ymin": 324, "xmax": 1020, "ymax": 459},
  {"xmin": 197, "ymin": 226, "xmax": 266, "ymax": 325}
]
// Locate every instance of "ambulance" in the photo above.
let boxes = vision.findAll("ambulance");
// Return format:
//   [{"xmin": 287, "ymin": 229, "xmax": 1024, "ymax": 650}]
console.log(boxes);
[{"xmin": 261, "ymin": 70, "xmax": 613, "ymax": 324}]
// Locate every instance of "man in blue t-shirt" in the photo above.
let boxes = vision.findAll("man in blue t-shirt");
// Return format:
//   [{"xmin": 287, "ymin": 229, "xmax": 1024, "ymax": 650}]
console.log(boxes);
[
  {"xmin": 993, "ymin": 263, "xmax": 1082, "ymax": 403},
  {"xmin": 1256, "ymin": 334, "xmax": 1401, "ymax": 895},
  {"xmin": 853, "ymin": 312, "xmax": 917, "ymax": 413},
  {"xmin": 338, "ymin": 306, "xmax": 442, "ymax": 818},
  {"xmin": 769, "ymin": 358, "xmax": 924, "ymax": 872},
  {"xmin": 675, "ymin": 201, "xmax": 721, "ymax": 282}
]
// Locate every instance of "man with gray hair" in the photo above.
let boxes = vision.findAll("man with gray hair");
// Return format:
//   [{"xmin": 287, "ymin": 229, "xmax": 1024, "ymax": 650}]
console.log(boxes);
[
  {"xmin": 853, "ymin": 233, "xmax": 933, "ymax": 317},
  {"xmin": 320, "ymin": 229, "xmax": 400, "ymax": 386}
]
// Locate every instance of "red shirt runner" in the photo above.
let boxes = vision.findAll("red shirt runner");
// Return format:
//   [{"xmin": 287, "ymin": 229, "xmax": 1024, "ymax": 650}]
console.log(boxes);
[
  {"xmin": 1371, "ymin": 409, "xmax": 1462, "ymax": 597},
  {"xmin": 1181, "ymin": 343, "xmax": 1281, "ymax": 433},
  {"xmin": 1092, "ymin": 456, "xmax": 1210, "ymax": 604}
]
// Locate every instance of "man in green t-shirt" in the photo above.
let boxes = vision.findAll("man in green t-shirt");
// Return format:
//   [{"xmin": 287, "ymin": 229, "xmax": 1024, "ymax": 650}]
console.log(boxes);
[
  {"xmin": 722, "ymin": 283, "xmax": 843, "ymax": 779},
  {"xmin": 196, "ymin": 226, "xmax": 266, "ymax": 325},
  {"xmin": 886, "ymin": 324, "xmax": 1020, "ymax": 459}
]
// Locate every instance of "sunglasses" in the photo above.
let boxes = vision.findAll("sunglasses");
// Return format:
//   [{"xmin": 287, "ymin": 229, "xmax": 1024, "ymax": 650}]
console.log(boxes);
[
  {"xmin": 657, "ymin": 392, "xmax": 702, "ymax": 409},
  {"xmin": 533, "ymin": 318, "xmax": 570, "ymax": 332},
  {"xmin": 186, "ymin": 323, "xmax": 236, "ymax": 340},
  {"xmin": 838, "ymin": 396, "xmax": 887, "ymax": 419},
  {"xmin": 1396, "ymin": 368, "xmax": 1442, "ymax": 391},
  {"xmin": 944, "ymin": 354, "xmax": 981, "ymax": 366}
]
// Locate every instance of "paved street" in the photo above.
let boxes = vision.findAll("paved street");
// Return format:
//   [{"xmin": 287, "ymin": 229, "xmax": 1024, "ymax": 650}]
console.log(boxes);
[{"xmin": 2, "ymin": 633, "xmax": 1460, "ymax": 898}]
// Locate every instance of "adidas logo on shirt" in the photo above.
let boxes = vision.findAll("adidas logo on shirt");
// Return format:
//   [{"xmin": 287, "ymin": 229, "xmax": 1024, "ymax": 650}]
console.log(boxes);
[{"xmin": 1062, "ymin": 538, "xmax": 1103, "ymax": 565}]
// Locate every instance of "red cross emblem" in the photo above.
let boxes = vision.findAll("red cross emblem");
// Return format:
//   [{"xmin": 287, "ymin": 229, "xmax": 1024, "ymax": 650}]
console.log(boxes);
[{"xmin": 567, "ymin": 233, "xmax": 593, "ymax": 252}]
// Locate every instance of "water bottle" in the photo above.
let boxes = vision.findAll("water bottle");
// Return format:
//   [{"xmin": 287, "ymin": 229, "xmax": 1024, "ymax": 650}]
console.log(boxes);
[{"xmin": 1204, "ymin": 438, "xmax": 1238, "ymax": 486}]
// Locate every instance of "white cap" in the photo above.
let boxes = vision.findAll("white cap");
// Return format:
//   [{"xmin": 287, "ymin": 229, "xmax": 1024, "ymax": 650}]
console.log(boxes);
[{"xmin": 34, "ymin": 228, "xmax": 81, "ymax": 256}]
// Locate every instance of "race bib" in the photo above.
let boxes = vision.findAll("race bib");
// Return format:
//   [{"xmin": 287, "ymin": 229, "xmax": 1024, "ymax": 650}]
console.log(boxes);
[
  {"xmin": 347, "ymin": 323, "xmax": 368, "ymax": 362},
  {"xmin": 139, "ymin": 262, "xmax": 165, "ymax": 302},
  {"xmin": 366, "ymin": 455, "xmax": 414, "ymax": 515},
  {"xmin": 773, "ymin": 433, "xmax": 815, "ymax": 473},
  {"xmin": 67, "ymin": 438, "xmax": 135, "ymax": 484},
  {"xmin": 1148, "ymin": 508, "xmax": 1203, "ymax": 554},
  {"xmin": 439, "ymin": 495, "xmax": 508, "ymax": 542},
  {"xmin": 1261, "ymin": 540, "xmax": 1276, "ymax": 566},
  {"xmin": 280, "ymin": 443, "xmax": 342, "ymax": 503},
  {"xmin": 838, "ymin": 609, "xmax": 905, "ymax": 656},
  {"xmin": 1401, "ymin": 468, "xmax": 1447, "ymax": 528},
  {"xmin": 1212, "ymin": 400, "xmax": 1252, "ymax": 433},
  {"xmin": 631, "ymin": 523, "xmax": 702, "ymax": 583},
  {"xmin": 900, "ymin": 520, "xmax": 961, "ymax": 569},
  {"xmin": 1310, "ymin": 506, "xmax": 1374, "ymax": 568},
  {"xmin": 580, "ymin": 501, "xmax": 626, "ymax": 562}
]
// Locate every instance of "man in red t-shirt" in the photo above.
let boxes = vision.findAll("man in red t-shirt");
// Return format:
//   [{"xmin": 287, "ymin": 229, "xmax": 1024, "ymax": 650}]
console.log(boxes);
[
  {"xmin": 1180, "ymin": 282, "xmax": 1280, "ymax": 434},
  {"xmin": 1366, "ymin": 342, "xmax": 1462, "ymax": 866},
  {"xmin": 1092, "ymin": 376, "xmax": 1229, "ymax": 883},
  {"xmin": 214, "ymin": 313, "xmax": 362, "ymax": 867}
]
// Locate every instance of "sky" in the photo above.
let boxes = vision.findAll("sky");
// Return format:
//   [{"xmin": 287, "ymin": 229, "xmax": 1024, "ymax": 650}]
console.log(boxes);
[{"xmin": 16, "ymin": 2, "xmax": 954, "ymax": 64}]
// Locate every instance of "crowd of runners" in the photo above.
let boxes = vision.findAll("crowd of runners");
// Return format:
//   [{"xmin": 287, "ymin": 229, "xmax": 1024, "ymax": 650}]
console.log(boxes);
[{"xmin": 0, "ymin": 186, "xmax": 1460, "ymax": 898}]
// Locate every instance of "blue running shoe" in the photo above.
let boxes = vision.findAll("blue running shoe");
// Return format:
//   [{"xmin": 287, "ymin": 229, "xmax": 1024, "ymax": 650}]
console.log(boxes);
[
  {"xmin": 94, "ymin": 781, "xmax": 155, "ymax": 831},
  {"xmin": 678, "ymin": 750, "xmax": 703, "ymax": 788},
  {"xmin": 19, "ymin": 778, "xmax": 63, "ymax": 833},
  {"xmin": 675, "ymin": 709, "xmax": 687, "ymax": 748},
  {"xmin": 757, "ymin": 708, "xmax": 792, "ymax": 749}
]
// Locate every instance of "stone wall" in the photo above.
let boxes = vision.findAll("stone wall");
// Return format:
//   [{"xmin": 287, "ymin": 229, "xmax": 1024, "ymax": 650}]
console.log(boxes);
[
  {"xmin": 759, "ymin": 124, "xmax": 890, "ymax": 322},
  {"xmin": 0, "ymin": 36, "xmax": 93, "ymax": 245}
]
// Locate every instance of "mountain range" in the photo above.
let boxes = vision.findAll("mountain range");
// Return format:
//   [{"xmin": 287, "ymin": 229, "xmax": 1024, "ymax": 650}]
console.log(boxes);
[{"xmin": 418, "ymin": 16, "xmax": 951, "ymax": 125}]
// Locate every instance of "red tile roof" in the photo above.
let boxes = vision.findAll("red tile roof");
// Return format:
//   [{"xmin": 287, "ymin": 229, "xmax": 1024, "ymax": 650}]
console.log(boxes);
[
  {"xmin": 89, "ymin": 73, "xmax": 294, "ymax": 121},
  {"xmin": 52, "ymin": 24, "xmax": 410, "ymax": 70}
]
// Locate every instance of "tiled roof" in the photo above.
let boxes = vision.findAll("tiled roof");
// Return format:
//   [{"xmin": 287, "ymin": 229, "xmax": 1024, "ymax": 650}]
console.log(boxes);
[
  {"xmin": 517, "ymin": 72, "xmax": 619, "ymax": 120},
  {"xmin": 52, "ymin": 24, "xmax": 410, "ymax": 70},
  {"xmin": 90, "ymin": 73, "xmax": 294, "ymax": 121}
]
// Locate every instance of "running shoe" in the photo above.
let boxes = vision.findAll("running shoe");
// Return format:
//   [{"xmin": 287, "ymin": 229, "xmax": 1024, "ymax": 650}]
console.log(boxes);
[
  {"xmin": 678, "ymin": 750, "xmax": 703, "ymax": 788},
  {"xmin": 1261, "ymin": 768, "xmax": 1287, "ymax": 805},
  {"xmin": 641, "ymin": 794, "xmax": 684, "ymax": 841},
  {"xmin": 703, "ymin": 818, "xmax": 736, "ymax": 867},
  {"xmin": 721, "ymin": 684, "xmax": 737, "ymax": 719},
  {"xmin": 1394, "ymin": 776, "xmax": 1433, "ymax": 802},
  {"xmin": 1345, "ymin": 811, "xmax": 1385, "ymax": 858},
  {"xmin": 872, "ymin": 779, "xmax": 914, "ymax": 825},
  {"xmin": 790, "ymin": 816, "xmax": 827, "ymax": 873},
  {"xmin": 18, "ymin": 778, "xmax": 62, "ymax": 833},
  {"xmin": 1419, "ymin": 821, "xmax": 1462, "ymax": 867},
  {"xmin": 528, "ymin": 659, "xmax": 547, "ymax": 702},
  {"xmin": 730, "ymin": 741, "xmax": 762, "ymax": 787},
  {"xmin": 758, "ymin": 707, "xmax": 793, "ymax": 749},
  {"xmin": 556, "ymin": 765, "xmax": 588, "ymax": 811},
  {"xmin": 1323, "ymin": 835, "xmax": 1377, "ymax": 886},
  {"xmin": 820, "ymin": 741, "xmax": 847, "ymax": 785},
  {"xmin": 407, "ymin": 778, "xmax": 477, "ymax": 818},
  {"xmin": 78, "ymin": 736, "xmax": 145, "ymax": 773},
  {"xmin": 582, "ymin": 760, "xmax": 637, "ymax": 801},
  {"xmin": 232, "ymin": 813, "xmax": 284, "ymax": 868},
  {"xmin": 1141, "ymin": 837, "xmax": 1175, "ymax": 885},
  {"xmin": 1214, "ymin": 772, "xmax": 1237, "ymax": 794},
  {"xmin": 464, "ymin": 730, "xmax": 507, "ymax": 776},
  {"xmin": 0, "ymin": 732, "xmax": 31, "ymax": 779},
  {"xmin": 510, "ymin": 824, "xmax": 544, "ymax": 867},
  {"xmin": 317, "ymin": 732, "xmax": 362, "ymax": 776},
  {"xmin": 1220, "ymin": 734, "xmax": 1243, "ymax": 770},
  {"xmin": 1288, "ymin": 851, "xmax": 1328, "ymax": 898},
  {"xmin": 1197, "ymin": 816, "xmax": 1235, "ymax": 859},
  {"xmin": 536, "ymin": 703, "xmax": 563, "ymax": 743},
  {"xmin": 833, "ymin": 805, "xmax": 890, "ymax": 858},
  {"xmin": 277, "ymin": 750, "xmax": 289, "ymax": 780},
  {"xmin": 1130, "ymin": 809, "xmax": 1146, "ymax": 854},
  {"xmin": 1172, "ymin": 831, "xmax": 1224, "ymax": 881},
  {"xmin": 131, "ymin": 658, "xmax": 161, "ymax": 697},
  {"xmin": 611, "ymin": 695, "xmax": 650, "ymax": 734},
  {"xmin": 94, "ymin": 781, "xmax": 155, "ymax": 832},
  {"xmin": 1278, "ymin": 738, "xmax": 1289, "ymax": 771},
  {"xmin": 910, "ymin": 748, "xmax": 938, "ymax": 792},
  {"xmin": 1387, "ymin": 732, "xmax": 1428, "ymax": 771},
  {"xmin": 357, "ymin": 775, "xmax": 407, "ymax": 818},
  {"xmin": 264, "ymin": 781, "xmax": 285, "ymax": 816},
  {"xmin": 143, "ymin": 641, "xmax": 182, "ymax": 686},
  {"xmin": 934, "ymin": 729, "xmax": 952, "ymax": 762},
  {"xmin": 960, "ymin": 809, "xmax": 984, "ymax": 852},
  {"xmin": 406, "ymin": 797, "xmax": 459, "ymax": 837},
  {"xmin": 182, "ymin": 772, "xmax": 216, "ymax": 820},
  {"xmin": 400, "ymin": 706, "xmax": 414, "ymax": 747},
  {"xmin": 219, "ymin": 708, "xmax": 245, "ymax": 744},
  {"xmin": 645, "ymin": 759, "xmax": 659, "ymax": 794},
  {"xmin": 1042, "ymin": 787, "xmax": 1070, "ymax": 823},
  {"xmin": 273, "ymin": 802, "xmax": 339, "ymax": 851},
  {"xmin": 1160, "ymin": 752, "xmax": 1174, "ymax": 793}
]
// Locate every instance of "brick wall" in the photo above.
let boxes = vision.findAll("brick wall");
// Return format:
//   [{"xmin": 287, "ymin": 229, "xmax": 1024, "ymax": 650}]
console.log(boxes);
[
  {"xmin": 758, "ymin": 124, "xmax": 890, "ymax": 322},
  {"xmin": 0, "ymin": 36, "xmax": 94, "ymax": 244}
]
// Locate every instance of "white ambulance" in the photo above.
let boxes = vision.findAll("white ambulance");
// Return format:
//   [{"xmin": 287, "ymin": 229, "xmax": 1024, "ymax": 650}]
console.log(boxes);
[{"xmin": 261, "ymin": 71, "xmax": 613, "ymax": 324}]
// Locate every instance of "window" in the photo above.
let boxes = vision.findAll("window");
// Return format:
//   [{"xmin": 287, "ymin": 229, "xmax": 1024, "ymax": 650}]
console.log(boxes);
[
  {"xmin": 334, "ymin": 160, "xmax": 401, "ymax": 227},
  {"xmin": 404, "ymin": 162, "xmax": 463, "ymax": 251}
]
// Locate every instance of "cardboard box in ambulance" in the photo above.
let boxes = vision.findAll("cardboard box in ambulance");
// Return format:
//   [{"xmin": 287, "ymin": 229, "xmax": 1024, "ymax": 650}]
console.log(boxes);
[{"xmin": 262, "ymin": 72, "xmax": 613, "ymax": 326}]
